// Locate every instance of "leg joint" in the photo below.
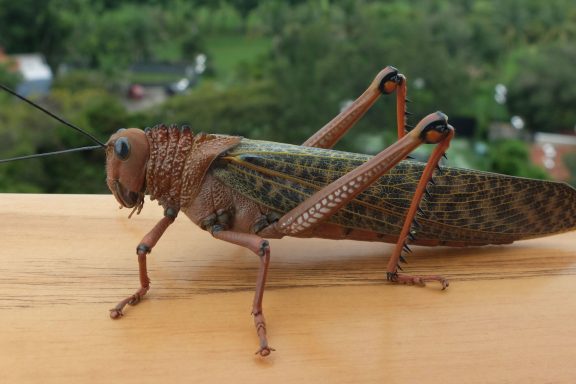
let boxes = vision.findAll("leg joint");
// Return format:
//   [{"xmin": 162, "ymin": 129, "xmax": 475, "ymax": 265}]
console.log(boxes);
[
  {"xmin": 258, "ymin": 240, "xmax": 270, "ymax": 257},
  {"xmin": 378, "ymin": 67, "xmax": 402, "ymax": 94},
  {"xmin": 164, "ymin": 207, "xmax": 179, "ymax": 220},
  {"xmin": 209, "ymin": 224, "xmax": 224, "ymax": 236},
  {"xmin": 136, "ymin": 243, "xmax": 151, "ymax": 255}
]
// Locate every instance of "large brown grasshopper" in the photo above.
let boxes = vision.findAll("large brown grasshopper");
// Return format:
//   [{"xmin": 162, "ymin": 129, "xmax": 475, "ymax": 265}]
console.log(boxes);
[{"xmin": 2, "ymin": 66, "xmax": 575, "ymax": 356}]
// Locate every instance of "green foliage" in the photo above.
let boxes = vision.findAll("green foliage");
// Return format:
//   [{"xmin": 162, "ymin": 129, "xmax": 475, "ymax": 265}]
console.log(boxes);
[
  {"xmin": 0, "ymin": 0, "xmax": 75, "ymax": 66},
  {"xmin": 3, "ymin": 0, "xmax": 205, "ymax": 74},
  {"xmin": 0, "ymin": 86, "xmax": 123, "ymax": 193},
  {"xmin": 241, "ymin": 1, "xmax": 478, "ymax": 144},
  {"xmin": 0, "ymin": 63, "xmax": 21, "ymax": 89},
  {"xmin": 564, "ymin": 152, "xmax": 576, "ymax": 187},
  {"xmin": 487, "ymin": 140, "xmax": 549, "ymax": 180},
  {"xmin": 1, "ymin": 0, "xmax": 575, "ymax": 193},
  {"xmin": 52, "ymin": 71, "xmax": 112, "ymax": 93},
  {"xmin": 139, "ymin": 79, "xmax": 280, "ymax": 138},
  {"xmin": 204, "ymin": 36, "xmax": 271, "ymax": 79},
  {"xmin": 506, "ymin": 44, "xmax": 576, "ymax": 132},
  {"xmin": 64, "ymin": 3, "xmax": 199, "ymax": 74}
]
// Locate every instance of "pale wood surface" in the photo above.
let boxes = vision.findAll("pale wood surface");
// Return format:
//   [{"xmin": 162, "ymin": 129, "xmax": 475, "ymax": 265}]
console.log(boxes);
[{"xmin": 0, "ymin": 193, "xmax": 575, "ymax": 383}]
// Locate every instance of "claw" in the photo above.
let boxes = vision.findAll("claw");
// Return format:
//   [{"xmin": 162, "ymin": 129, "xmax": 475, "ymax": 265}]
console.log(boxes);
[
  {"xmin": 255, "ymin": 346, "xmax": 276, "ymax": 357},
  {"xmin": 109, "ymin": 308, "xmax": 123, "ymax": 319},
  {"xmin": 110, "ymin": 287, "xmax": 149, "ymax": 319}
]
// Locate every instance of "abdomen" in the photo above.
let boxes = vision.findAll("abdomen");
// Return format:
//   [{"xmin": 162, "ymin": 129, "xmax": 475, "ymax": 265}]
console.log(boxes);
[{"xmin": 213, "ymin": 139, "xmax": 576, "ymax": 246}]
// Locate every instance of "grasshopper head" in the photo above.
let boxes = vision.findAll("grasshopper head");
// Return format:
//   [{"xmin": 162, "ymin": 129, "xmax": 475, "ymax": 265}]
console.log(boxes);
[{"xmin": 105, "ymin": 128, "xmax": 149, "ymax": 210}]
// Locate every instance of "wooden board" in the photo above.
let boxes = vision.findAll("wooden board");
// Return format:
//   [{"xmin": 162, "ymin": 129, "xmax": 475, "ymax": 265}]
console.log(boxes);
[{"xmin": 0, "ymin": 193, "xmax": 575, "ymax": 383}]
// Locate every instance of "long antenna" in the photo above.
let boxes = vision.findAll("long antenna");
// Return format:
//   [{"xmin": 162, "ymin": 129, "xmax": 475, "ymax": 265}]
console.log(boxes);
[
  {"xmin": 0, "ymin": 83, "xmax": 106, "ymax": 147},
  {"xmin": 0, "ymin": 145, "xmax": 103, "ymax": 163}
]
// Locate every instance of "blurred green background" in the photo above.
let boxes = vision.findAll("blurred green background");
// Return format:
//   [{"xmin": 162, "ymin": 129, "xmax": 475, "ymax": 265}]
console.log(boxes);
[{"xmin": 1, "ymin": 0, "xmax": 575, "ymax": 193}]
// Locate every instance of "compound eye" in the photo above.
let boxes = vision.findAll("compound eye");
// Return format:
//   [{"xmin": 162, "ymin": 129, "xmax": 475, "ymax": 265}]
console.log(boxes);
[{"xmin": 114, "ymin": 137, "xmax": 130, "ymax": 161}]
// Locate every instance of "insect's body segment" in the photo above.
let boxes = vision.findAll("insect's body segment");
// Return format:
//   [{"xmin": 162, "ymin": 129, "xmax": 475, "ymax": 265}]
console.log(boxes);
[
  {"xmin": 121, "ymin": 125, "xmax": 274, "ymax": 237},
  {"xmin": 143, "ymin": 126, "xmax": 240, "ymax": 213},
  {"xmin": 215, "ymin": 138, "xmax": 576, "ymax": 246}
]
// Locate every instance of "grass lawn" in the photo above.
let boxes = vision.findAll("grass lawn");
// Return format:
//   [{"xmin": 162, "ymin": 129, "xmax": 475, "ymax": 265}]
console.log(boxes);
[
  {"xmin": 204, "ymin": 35, "xmax": 272, "ymax": 79},
  {"xmin": 125, "ymin": 35, "xmax": 272, "ymax": 85}
]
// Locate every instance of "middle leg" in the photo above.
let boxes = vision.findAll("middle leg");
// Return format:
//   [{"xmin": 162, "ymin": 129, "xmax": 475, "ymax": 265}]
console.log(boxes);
[{"xmin": 209, "ymin": 227, "xmax": 275, "ymax": 357}]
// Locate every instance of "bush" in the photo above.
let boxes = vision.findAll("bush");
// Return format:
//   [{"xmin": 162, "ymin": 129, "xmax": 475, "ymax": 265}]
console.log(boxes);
[
  {"xmin": 487, "ymin": 140, "xmax": 549, "ymax": 180},
  {"xmin": 564, "ymin": 152, "xmax": 576, "ymax": 187}
]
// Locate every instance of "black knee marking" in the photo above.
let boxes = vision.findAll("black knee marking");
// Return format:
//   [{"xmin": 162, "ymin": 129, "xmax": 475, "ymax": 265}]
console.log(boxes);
[
  {"xmin": 201, "ymin": 208, "xmax": 234, "ymax": 232},
  {"xmin": 259, "ymin": 240, "xmax": 270, "ymax": 257},
  {"xmin": 164, "ymin": 207, "xmax": 178, "ymax": 220},
  {"xmin": 209, "ymin": 224, "xmax": 224, "ymax": 236},
  {"xmin": 137, "ymin": 244, "xmax": 151, "ymax": 255}
]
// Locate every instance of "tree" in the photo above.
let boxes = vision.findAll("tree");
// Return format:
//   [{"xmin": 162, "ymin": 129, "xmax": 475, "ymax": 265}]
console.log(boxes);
[
  {"xmin": 0, "ymin": 0, "xmax": 76, "ymax": 67},
  {"xmin": 140, "ymin": 79, "xmax": 280, "ymax": 138},
  {"xmin": 506, "ymin": 43, "xmax": 576, "ymax": 132},
  {"xmin": 0, "ymin": 62, "xmax": 21, "ymax": 89},
  {"xmin": 256, "ymin": 1, "xmax": 475, "ymax": 145}
]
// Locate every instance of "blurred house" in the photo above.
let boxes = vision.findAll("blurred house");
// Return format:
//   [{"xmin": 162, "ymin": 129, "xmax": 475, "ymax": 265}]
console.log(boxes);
[
  {"xmin": 13, "ymin": 54, "xmax": 53, "ymax": 96},
  {"xmin": 531, "ymin": 132, "xmax": 576, "ymax": 181},
  {"xmin": 0, "ymin": 49, "xmax": 53, "ymax": 96}
]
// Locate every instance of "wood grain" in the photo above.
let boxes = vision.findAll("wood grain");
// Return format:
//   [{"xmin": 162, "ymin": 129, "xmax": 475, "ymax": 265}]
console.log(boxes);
[{"xmin": 0, "ymin": 193, "xmax": 575, "ymax": 383}]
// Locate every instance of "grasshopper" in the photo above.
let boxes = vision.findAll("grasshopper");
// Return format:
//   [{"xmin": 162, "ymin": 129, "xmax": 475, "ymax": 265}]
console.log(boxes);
[{"xmin": 1, "ymin": 66, "xmax": 575, "ymax": 356}]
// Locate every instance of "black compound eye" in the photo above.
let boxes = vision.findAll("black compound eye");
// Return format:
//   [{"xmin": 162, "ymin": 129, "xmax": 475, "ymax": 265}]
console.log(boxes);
[{"xmin": 114, "ymin": 137, "xmax": 130, "ymax": 161}]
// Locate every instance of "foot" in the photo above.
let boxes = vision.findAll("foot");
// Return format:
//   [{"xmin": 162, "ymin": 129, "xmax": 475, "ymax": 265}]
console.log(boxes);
[
  {"xmin": 252, "ymin": 311, "xmax": 274, "ymax": 356},
  {"xmin": 255, "ymin": 345, "xmax": 276, "ymax": 357},
  {"xmin": 387, "ymin": 272, "xmax": 449, "ymax": 290},
  {"xmin": 109, "ymin": 287, "xmax": 149, "ymax": 319}
]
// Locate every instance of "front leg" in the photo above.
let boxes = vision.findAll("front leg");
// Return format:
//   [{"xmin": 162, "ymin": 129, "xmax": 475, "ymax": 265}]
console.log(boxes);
[
  {"xmin": 110, "ymin": 207, "xmax": 178, "ymax": 319},
  {"xmin": 209, "ymin": 226, "xmax": 274, "ymax": 357}
]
